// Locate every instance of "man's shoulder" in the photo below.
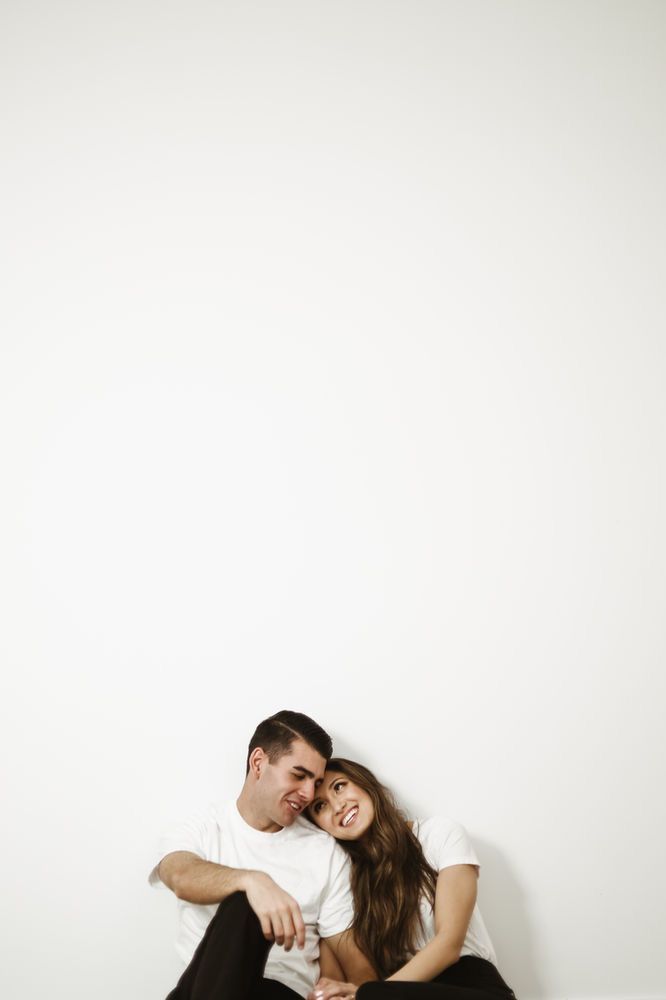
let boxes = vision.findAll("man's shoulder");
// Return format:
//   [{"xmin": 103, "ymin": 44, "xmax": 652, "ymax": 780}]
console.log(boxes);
[
  {"xmin": 287, "ymin": 817, "xmax": 347, "ymax": 857},
  {"xmin": 185, "ymin": 799, "xmax": 231, "ymax": 824},
  {"xmin": 286, "ymin": 824, "xmax": 353, "ymax": 919},
  {"xmin": 288, "ymin": 815, "xmax": 336, "ymax": 843}
]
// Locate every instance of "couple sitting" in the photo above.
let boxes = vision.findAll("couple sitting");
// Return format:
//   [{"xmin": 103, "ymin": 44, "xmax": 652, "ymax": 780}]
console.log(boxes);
[{"xmin": 150, "ymin": 710, "xmax": 515, "ymax": 1000}]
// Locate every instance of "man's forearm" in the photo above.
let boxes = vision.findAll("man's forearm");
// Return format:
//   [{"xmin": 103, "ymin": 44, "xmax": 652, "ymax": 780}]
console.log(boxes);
[
  {"xmin": 159, "ymin": 852, "xmax": 306, "ymax": 949},
  {"xmin": 159, "ymin": 852, "xmax": 255, "ymax": 905}
]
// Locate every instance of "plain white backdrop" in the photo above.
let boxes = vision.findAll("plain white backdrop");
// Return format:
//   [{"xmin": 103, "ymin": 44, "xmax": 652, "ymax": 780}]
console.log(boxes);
[{"xmin": 2, "ymin": 2, "xmax": 665, "ymax": 999}]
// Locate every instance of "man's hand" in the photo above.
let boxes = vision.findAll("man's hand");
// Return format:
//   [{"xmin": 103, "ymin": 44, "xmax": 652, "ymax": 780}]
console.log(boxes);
[
  {"xmin": 244, "ymin": 871, "xmax": 306, "ymax": 951},
  {"xmin": 308, "ymin": 977, "xmax": 358, "ymax": 1000}
]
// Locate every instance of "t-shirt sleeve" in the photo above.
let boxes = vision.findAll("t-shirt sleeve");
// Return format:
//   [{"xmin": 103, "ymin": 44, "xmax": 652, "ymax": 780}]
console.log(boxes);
[
  {"xmin": 147, "ymin": 811, "xmax": 211, "ymax": 888},
  {"xmin": 420, "ymin": 817, "xmax": 480, "ymax": 872},
  {"xmin": 318, "ymin": 844, "xmax": 354, "ymax": 939}
]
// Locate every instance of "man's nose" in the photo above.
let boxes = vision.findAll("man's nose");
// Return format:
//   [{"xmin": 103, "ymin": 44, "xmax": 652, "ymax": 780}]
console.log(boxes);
[{"xmin": 300, "ymin": 779, "xmax": 316, "ymax": 802}]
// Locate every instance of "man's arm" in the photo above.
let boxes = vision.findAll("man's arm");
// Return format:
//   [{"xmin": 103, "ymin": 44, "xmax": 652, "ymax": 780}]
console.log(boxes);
[
  {"xmin": 158, "ymin": 851, "xmax": 250, "ymax": 903},
  {"xmin": 158, "ymin": 851, "xmax": 306, "ymax": 950}
]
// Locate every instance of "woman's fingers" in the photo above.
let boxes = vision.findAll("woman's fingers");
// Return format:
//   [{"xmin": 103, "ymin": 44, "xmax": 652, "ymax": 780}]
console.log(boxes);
[{"xmin": 310, "ymin": 979, "xmax": 357, "ymax": 1000}]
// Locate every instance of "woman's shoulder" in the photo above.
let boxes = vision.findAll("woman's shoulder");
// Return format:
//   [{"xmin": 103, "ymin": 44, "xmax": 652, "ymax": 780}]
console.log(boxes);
[
  {"xmin": 411, "ymin": 816, "xmax": 480, "ymax": 868},
  {"xmin": 411, "ymin": 815, "xmax": 466, "ymax": 838}
]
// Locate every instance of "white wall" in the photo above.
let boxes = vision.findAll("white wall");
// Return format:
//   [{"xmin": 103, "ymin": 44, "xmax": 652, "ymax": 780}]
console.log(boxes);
[{"xmin": 2, "ymin": 2, "xmax": 665, "ymax": 998}]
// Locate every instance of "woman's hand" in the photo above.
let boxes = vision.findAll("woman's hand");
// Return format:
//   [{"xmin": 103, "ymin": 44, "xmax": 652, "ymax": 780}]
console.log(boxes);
[{"xmin": 308, "ymin": 976, "xmax": 358, "ymax": 1000}]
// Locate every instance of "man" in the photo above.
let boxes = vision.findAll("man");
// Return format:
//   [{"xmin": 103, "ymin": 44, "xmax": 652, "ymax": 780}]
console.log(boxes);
[{"xmin": 150, "ymin": 710, "xmax": 375, "ymax": 1000}]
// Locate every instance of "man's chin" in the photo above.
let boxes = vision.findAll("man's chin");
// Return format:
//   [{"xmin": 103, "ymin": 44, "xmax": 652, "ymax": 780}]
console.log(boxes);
[{"xmin": 282, "ymin": 805, "xmax": 301, "ymax": 825}]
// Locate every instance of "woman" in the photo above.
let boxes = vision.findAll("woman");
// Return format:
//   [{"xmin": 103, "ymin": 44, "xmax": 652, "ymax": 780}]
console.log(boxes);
[{"xmin": 307, "ymin": 759, "xmax": 515, "ymax": 1000}]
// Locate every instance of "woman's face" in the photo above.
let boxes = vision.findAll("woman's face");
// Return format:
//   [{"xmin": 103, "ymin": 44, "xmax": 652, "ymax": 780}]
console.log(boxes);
[{"xmin": 308, "ymin": 770, "xmax": 375, "ymax": 840}]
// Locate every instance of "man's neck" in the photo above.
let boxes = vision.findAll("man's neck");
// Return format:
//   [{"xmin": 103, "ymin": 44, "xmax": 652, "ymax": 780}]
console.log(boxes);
[{"xmin": 236, "ymin": 786, "xmax": 283, "ymax": 833}]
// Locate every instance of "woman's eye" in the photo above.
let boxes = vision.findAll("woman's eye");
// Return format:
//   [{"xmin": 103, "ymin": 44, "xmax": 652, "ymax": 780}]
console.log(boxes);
[
  {"xmin": 313, "ymin": 801, "xmax": 324, "ymax": 813},
  {"xmin": 334, "ymin": 781, "xmax": 345, "ymax": 792}
]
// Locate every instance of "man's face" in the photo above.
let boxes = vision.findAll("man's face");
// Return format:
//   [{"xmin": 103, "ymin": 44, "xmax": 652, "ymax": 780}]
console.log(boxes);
[{"xmin": 255, "ymin": 738, "xmax": 327, "ymax": 830}]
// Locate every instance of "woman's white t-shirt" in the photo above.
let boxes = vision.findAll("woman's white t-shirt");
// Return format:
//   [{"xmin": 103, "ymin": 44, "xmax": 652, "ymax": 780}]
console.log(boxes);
[{"xmin": 412, "ymin": 817, "xmax": 497, "ymax": 965}]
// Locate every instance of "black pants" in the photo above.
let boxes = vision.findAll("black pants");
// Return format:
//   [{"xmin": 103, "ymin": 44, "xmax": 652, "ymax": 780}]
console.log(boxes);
[
  {"xmin": 165, "ymin": 892, "xmax": 302, "ymax": 1000},
  {"xmin": 358, "ymin": 958, "xmax": 516, "ymax": 1000},
  {"xmin": 165, "ymin": 894, "xmax": 515, "ymax": 1000}
]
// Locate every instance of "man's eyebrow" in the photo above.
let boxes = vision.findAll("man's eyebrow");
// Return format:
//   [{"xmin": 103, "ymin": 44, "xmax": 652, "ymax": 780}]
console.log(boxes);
[{"xmin": 291, "ymin": 765, "xmax": 316, "ymax": 779}]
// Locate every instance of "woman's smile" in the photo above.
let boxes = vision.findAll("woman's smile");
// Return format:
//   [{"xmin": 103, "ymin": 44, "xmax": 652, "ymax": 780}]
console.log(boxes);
[
  {"xmin": 339, "ymin": 806, "xmax": 358, "ymax": 828},
  {"xmin": 308, "ymin": 772, "xmax": 374, "ymax": 840}
]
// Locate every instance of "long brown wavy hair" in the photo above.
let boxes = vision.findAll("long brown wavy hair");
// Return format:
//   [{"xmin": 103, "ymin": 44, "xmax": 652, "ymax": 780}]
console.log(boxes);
[{"xmin": 319, "ymin": 758, "xmax": 438, "ymax": 979}]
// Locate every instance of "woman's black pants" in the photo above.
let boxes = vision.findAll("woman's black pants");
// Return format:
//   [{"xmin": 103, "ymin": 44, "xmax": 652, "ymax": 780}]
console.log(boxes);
[
  {"xmin": 358, "ymin": 958, "xmax": 516, "ymax": 1000},
  {"xmin": 165, "ymin": 892, "xmax": 302, "ymax": 1000}
]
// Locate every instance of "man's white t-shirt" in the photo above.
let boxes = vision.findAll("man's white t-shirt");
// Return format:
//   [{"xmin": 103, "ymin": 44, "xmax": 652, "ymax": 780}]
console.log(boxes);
[
  {"xmin": 149, "ymin": 801, "xmax": 353, "ymax": 998},
  {"xmin": 412, "ymin": 816, "xmax": 497, "ymax": 965}
]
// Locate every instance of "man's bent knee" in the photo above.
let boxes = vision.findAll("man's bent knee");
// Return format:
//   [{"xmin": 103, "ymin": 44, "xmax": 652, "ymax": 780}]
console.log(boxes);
[{"xmin": 214, "ymin": 891, "xmax": 265, "ymax": 942}]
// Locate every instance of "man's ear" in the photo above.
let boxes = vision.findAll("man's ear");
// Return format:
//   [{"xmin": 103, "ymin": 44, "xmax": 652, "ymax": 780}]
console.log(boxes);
[{"xmin": 248, "ymin": 746, "xmax": 267, "ymax": 780}]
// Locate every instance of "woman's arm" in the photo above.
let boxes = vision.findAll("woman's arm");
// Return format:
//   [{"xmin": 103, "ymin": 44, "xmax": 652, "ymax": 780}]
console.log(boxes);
[
  {"xmin": 309, "ymin": 931, "xmax": 378, "ymax": 1000},
  {"xmin": 311, "ymin": 864, "xmax": 478, "ymax": 1000},
  {"xmin": 387, "ymin": 864, "xmax": 478, "ymax": 983},
  {"xmin": 321, "ymin": 929, "xmax": 378, "ymax": 985},
  {"xmin": 319, "ymin": 941, "xmax": 346, "ymax": 980}
]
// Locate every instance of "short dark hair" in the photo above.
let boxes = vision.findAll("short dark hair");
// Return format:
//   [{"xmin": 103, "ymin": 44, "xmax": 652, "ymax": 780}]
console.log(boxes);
[{"xmin": 246, "ymin": 710, "xmax": 332, "ymax": 773}]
